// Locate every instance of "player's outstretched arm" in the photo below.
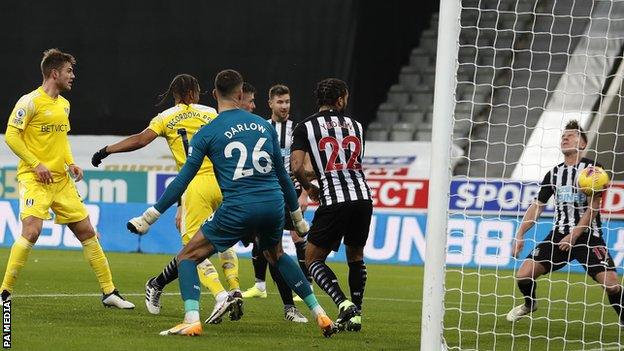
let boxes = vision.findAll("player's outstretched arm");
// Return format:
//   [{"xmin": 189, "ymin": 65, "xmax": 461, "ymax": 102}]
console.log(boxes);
[
  {"xmin": 127, "ymin": 135, "xmax": 204, "ymax": 235},
  {"xmin": 92, "ymin": 128, "xmax": 158, "ymax": 167},
  {"xmin": 512, "ymin": 201, "xmax": 545, "ymax": 257}
]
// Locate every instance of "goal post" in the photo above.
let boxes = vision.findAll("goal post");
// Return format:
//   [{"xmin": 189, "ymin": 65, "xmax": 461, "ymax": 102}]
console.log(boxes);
[
  {"xmin": 422, "ymin": 0, "xmax": 624, "ymax": 350},
  {"xmin": 420, "ymin": 0, "xmax": 461, "ymax": 350}
]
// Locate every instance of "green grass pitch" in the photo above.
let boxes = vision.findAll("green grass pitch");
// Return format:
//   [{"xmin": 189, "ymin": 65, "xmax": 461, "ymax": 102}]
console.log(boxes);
[{"xmin": 2, "ymin": 248, "xmax": 622, "ymax": 350}]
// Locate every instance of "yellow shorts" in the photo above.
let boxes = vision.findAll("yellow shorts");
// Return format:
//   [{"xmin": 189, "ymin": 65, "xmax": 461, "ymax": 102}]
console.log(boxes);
[
  {"xmin": 180, "ymin": 174, "xmax": 223, "ymax": 245},
  {"xmin": 18, "ymin": 175, "xmax": 89, "ymax": 224}
]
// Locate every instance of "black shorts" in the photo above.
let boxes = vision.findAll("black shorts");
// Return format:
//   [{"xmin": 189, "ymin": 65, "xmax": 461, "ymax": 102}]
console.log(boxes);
[
  {"xmin": 308, "ymin": 199, "xmax": 373, "ymax": 252},
  {"xmin": 527, "ymin": 230, "xmax": 616, "ymax": 277},
  {"xmin": 283, "ymin": 188, "xmax": 303, "ymax": 231}
]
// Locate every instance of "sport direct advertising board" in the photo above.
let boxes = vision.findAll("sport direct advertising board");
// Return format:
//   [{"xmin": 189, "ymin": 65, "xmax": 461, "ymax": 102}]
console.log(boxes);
[{"xmin": 0, "ymin": 136, "xmax": 622, "ymax": 271}]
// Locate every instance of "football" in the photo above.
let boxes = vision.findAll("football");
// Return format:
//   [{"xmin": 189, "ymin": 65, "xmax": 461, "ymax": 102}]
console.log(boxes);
[{"xmin": 577, "ymin": 165, "xmax": 610, "ymax": 195}]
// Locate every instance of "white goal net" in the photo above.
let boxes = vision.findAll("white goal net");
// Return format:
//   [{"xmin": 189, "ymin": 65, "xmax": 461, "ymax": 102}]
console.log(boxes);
[{"xmin": 425, "ymin": 0, "xmax": 624, "ymax": 350}]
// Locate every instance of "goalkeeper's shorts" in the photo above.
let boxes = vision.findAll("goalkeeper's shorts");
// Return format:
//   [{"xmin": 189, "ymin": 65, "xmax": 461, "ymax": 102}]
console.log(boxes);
[{"xmin": 200, "ymin": 197, "xmax": 284, "ymax": 253}]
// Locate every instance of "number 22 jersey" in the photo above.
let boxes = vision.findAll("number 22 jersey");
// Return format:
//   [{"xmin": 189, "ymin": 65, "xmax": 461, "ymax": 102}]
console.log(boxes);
[{"xmin": 291, "ymin": 109, "xmax": 371, "ymax": 207}]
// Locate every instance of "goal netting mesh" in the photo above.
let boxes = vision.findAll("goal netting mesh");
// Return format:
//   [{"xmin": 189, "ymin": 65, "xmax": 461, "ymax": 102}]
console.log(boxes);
[{"xmin": 443, "ymin": 0, "xmax": 624, "ymax": 349}]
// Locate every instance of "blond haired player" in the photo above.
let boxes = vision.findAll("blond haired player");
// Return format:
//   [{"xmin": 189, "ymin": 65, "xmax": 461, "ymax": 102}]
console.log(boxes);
[
  {"xmin": 0, "ymin": 48, "xmax": 134, "ymax": 309},
  {"xmin": 91, "ymin": 74, "xmax": 242, "ymax": 323}
]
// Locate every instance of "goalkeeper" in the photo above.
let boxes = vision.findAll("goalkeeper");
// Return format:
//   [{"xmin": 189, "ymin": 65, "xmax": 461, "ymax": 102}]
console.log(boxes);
[
  {"xmin": 127, "ymin": 69, "xmax": 336, "ymax": 337},
  {"xmin": 508, "ymin": 120, "xmax": 624, "ymax": 326},
  {"xmin": 92, "ymin": 74, "xmax": 242, "ymax": 323}
]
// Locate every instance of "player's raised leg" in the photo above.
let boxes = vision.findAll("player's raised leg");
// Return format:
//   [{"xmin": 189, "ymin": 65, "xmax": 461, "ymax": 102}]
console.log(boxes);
[{"xmin": 67, "ymin": 217, "xmax": 134, "ymax": 309}]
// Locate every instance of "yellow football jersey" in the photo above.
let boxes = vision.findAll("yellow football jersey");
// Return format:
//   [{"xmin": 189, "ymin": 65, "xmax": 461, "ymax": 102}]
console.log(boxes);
[
  {"xmin": 148, "ymin": 103, "xmax": 217, "ymax": 175},
  {"xmin": 7, "ymin": 87, "xmax": 73, "ymax": 182}
]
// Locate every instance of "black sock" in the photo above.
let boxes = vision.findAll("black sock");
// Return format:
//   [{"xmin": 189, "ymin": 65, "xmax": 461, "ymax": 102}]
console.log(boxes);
[
  {"xmin": 309, "ymin": 260, "xmax": 348, "ymax": 307},
  {"xmin": 517, "ymin": 278, "xmax": 537, "ymax": 308},
  {"xmin": 607, "ymin": 286, "xmax": 624, "ymax": 323},
  {"xmin": 268, "ymin": 262, "xmax": 294, "ymax": 306},
  {"xmin": 252, "ymin": 243, "xmax": 268, "ymax": 282},
  {"xmin": 153, "ymin": 257, "xmax": 178, "ymax": 289},
  {"xmin": 294, "ymin": 241, "xmax": 312, "ymax": 283},
  {"xmin": 348, "ymin": 260, "xmax": 367, "ymax": 311}
]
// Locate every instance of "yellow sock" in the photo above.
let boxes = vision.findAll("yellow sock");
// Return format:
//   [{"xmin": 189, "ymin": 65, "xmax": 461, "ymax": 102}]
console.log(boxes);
[
  {"xmin": 1, "ymin": 236, "xmax": 34, "ymax": 293},
  {"xmin": 219, "ymin": 248, "xmax": 240, "ymax": 291},
  {"xmin": 81, "ymin": 236, "xmax": 115, "ymax": 294},
  {"xmin": 197, "ymin": 259, "xmax": 226, "ymax": 298}
]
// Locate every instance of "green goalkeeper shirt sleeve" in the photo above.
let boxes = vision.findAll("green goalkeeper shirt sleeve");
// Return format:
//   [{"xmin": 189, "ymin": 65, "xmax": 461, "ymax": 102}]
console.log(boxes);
[{"xmin": 154, "ymin": 136, "xmax": 205, "ymax": 213}]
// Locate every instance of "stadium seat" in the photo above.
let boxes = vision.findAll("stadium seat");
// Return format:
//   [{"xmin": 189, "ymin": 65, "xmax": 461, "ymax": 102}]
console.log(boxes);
[
  {"xmin": 366, "ymin": 121, "xmax": 389, "ymax": 141},
  {"xmin": 376, "ymin": 102, "xmax": 400, "ymax": 124},
  {"xmin": 400, "ymin": 104, "xmax": 425, "ymax": 124},
  {"xmin": 411, "ymin": 89, "xmax": 434, "ymax": 110},
  {"xmin": 387, "ymin": 84, "xmax": 410, "ymax": 107},
  {"xmin": 415, "ymin": 129, "xmax": 432, "ymax": 141},
  {"xmin": 399, "ymin": 66, "xmax": 421, "ymax": 91},
  {"xmin": 419, "ymin": 29, "xmax": 438, "ymax": 50},
  {"xmin": 420, "ymin": 67, "xmax": 437, "ymax": 88},
  {"xmin": 390, "ymin": 122, "xmax": 416, "ymax": 141},
  {"xmin": 410, "ymin": 50, "xmax": 431, "ymax": 68}
]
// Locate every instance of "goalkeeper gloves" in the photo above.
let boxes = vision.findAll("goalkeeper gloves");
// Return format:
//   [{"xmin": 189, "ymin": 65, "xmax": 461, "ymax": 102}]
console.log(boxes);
[
  {"xmin": 91, "ymin": 146, "xmax": 110, "ymax": 167},
  {"xmin": 127, "ymin": 206, "xmax": 161, "ymax": 235},
  {"xmin": 290, "ymin": 208, "xmax": 310, "ymax": 237}
]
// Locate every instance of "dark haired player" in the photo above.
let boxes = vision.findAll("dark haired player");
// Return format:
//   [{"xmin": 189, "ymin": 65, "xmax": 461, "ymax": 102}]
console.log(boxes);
[
  {"xmin": 291, "ymin": 78, "xmax": 372, "ymax": 331},
  {"xmin": 507, "ymin": 120, "xmax": 624, "ymax": 326},
  {"xmin": 92, "ymin": 74, "xmax": 242, "ymax": 322},
  {"xmin": 127, "ymin": 69, "xmax": 336, "ymax": 337}
]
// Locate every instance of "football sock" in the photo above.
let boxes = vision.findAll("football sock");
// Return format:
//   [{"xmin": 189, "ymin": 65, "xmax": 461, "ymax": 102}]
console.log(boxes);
[
  {"xmin": 294, "ymin": 240, "xmax": 312, "ymax": 283},
  {"xmin": 178, "ymin": 259, "xmax": 201, "ymax": 320},
  {"xmin": 607, "ymin": 286, "xmax": 624, "ymax": 322},
  {"xmin": 276, "ymin": 255, "xmax": 313, "ymax": 306},
  {"xmin": 517, "ymin": 278, "xmax": 537, "ymax": 308},
  {"xmin": 348, "ymin": 260, "xmax": 367, "ymax": 310},
  {"xmin": 309, "ymin": 260, "xmax": 348, "ymax": 307},
  {"xmin": 252, "ymin": 243, "xmax": 268, "ymax": 282},
  {"xmin": 219, "ymin": 248, "xmax": 240, "ymax": 291},
  {"xmin": 268, "ymin": 262, "xmax": 294, "ymax": 306},
  {"xmin": 196, "ymin": 259, "xmax": 226, "ymax": 298},
  {"xmin": 153, "ymin": 257, "xmax": 178, "ymax": 289},
  {"xmin": 1, "ymin": 236, "xmax": 34, "ymax": 293},
  {"xmin": 81, "ymin": 236, "xmax": 115, "ymax": 295},
  {"xmin": 255, "ymin": 281, "xmax": 266, "ymax": 291}
]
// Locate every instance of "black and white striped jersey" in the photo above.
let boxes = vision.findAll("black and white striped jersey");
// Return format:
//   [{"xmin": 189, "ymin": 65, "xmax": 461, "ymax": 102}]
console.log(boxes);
[
  {"xmin": 536, "ymin": 158, "xmax": 603, "ymax": 236},
  {"xmin": 291, "ymin": 109, "xmax": 371, "ymax": 206},
  {"xmin": 270, "ymin": 119, "xmax": 299, "ymax": 189}
]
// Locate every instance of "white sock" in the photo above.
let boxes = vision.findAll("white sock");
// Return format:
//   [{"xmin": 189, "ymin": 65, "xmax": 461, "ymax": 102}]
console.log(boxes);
[
  {"xmin": 184, "ymin": 310, "xmax": 200, "ymax": 323},
  {"xmin": 215, "ymin": 291, "xmax": 229, "ymax": 303},
  {"xmin": 255, "ymin": 281, "xmax": 266, "ymax": 291},
  {"xmin": 311, "ymin": 305, "xmax": 326, "ymax": 319}
]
